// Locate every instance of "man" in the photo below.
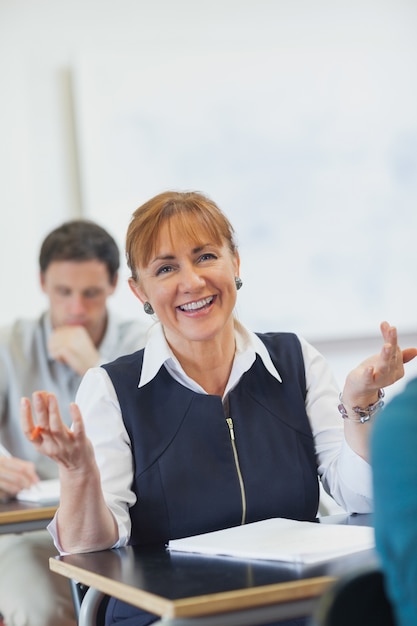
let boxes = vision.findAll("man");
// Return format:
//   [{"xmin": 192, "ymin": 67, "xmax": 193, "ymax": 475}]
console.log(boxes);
[{"xmin": 0, "ymin": 220, "xmax": 149, "ymax": 626}]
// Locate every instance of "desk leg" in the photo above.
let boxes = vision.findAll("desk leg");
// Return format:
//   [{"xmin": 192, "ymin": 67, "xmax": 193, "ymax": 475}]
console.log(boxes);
[{"xmin": 78, "ymin": 587, "xmax": 106, "ymax": 626}]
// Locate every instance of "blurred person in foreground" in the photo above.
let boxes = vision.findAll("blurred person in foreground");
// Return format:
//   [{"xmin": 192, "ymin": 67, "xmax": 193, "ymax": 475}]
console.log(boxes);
[
  {"xmin": 372, "ymin": 375, "xmax": 417, "ymax": 626},
  {"xmin": 21, "ymin": 192, "xmax": 417, "ymax": 626},
  {"xmin": 0, "ymin": 219, "xmax": 150, "ymax": 626}
]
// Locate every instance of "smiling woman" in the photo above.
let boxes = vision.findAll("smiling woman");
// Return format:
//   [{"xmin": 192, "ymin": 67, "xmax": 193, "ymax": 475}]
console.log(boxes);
[
  {"xmin": 21, "ymin": 190, "xmax": 417, "ymax": 626},
  {"xmin": 125, "ymin": 192, "xmax": 240, "ymax": 390}
]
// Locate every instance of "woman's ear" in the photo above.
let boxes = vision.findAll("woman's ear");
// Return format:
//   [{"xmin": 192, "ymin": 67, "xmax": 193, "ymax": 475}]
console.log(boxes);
[
  {"xmin": 234, "ymin": 250, "xmax": 241, "ymax": 276},
  {"xmin": 128, "ymin": 277, "xmax": 147, "ymax": 304}
]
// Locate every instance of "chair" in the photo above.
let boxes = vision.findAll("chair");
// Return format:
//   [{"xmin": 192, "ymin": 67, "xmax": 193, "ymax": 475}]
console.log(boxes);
[{"xmin": 311, "ymin": 564, "xmax": 396, "ymax": 626}]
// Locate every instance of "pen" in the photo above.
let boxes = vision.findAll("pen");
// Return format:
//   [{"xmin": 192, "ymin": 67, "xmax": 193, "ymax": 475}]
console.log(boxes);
[
  {"xmin": 30, "ymin": 425, "xmax": 44, "ymax": 441},
  {"xmin": 0, "ymin": 443, "xmax": 12, "ymax": 458}
]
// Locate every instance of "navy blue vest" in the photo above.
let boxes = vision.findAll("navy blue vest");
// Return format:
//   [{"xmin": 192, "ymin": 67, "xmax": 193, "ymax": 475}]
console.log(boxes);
[{"xmin": 102, "ymin": 332, "xmax": 319, "ymax": 545}]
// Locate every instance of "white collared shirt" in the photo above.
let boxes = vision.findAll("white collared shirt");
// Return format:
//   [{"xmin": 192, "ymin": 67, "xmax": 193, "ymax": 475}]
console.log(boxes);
[
  {"xmin": 49, "ymin": 320, "xmax": 372, "ymax": 551},
  {"xmin": 139, "ymin": 320, "xmax": 281, "ymax": 396}
]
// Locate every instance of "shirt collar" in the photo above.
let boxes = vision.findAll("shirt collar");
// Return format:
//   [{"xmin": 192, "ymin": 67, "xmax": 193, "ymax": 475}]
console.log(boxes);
[{"xmin": 139, "ymin": 320, "xmax": 282, "ymax": 393}]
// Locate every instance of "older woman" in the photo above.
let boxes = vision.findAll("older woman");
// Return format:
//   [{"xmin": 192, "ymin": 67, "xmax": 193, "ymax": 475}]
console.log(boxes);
[{"xmin": 21, "ymin": 191, "xmax": 417, "ymax": 626}]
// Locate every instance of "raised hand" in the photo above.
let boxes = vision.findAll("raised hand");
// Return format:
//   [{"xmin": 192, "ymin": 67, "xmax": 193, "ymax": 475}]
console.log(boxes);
[
  {"xmin": 341, "ymin": 321, "xmax": 417, "ymax": 461},
  {"xmin": 20, "ymin": 391, "xmax": 95, "ymax": 473},
  {"xmin": 342, "ymin": 321, "xmax": 417, "ymax": 410}
]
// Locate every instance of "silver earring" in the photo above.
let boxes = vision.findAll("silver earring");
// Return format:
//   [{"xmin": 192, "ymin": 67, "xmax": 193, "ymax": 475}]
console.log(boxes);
[
  {"xmin": 235, "ymin": 276, "xmax": 243, "ymax": 291},
  {"xmin": 143, "ymin": 301, "xmax": 155, "ymax": 315}
]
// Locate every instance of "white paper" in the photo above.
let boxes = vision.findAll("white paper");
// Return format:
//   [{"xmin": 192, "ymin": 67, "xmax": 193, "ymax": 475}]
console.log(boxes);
[
  {"xmin": 168, "ymin": 518, "xmax": 375, "ymax": 564},
  {"xmin": 16, "ymin": 478, "xmax": 60, "ymax": 504}
]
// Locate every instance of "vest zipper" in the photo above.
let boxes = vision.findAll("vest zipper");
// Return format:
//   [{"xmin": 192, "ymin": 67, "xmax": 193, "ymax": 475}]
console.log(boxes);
[{"xmin": 226, "ymin": 416, "xmax": 247, "ymax": 525}]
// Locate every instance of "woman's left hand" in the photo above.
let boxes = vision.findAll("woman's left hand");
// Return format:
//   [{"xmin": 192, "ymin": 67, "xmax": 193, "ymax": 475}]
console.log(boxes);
[{"xmin": 342, "ymin": 321, "xmax": 417, "ymax": 410}]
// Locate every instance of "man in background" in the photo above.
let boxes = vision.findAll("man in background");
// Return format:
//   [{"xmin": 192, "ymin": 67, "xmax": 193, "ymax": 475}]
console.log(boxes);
[{"xmin": 0, "ymin": 219, "xmax": 150, "ymax": 626}]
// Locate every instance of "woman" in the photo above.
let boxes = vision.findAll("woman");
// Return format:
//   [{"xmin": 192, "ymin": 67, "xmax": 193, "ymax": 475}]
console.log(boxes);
[{"xmin": 21, "ymin": 191, "xmax": 416, "ymax": 626}]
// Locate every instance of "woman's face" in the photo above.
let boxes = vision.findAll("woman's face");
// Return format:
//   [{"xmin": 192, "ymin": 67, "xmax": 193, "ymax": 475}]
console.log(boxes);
[{"xmin": 130, "ymin": 218, "xmax": 239, "ymax": 350}]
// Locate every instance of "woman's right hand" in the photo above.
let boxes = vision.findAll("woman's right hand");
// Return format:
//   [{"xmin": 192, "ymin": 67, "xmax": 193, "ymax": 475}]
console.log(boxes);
[
  {"xmin": 20, "ymin": 391, "xmax": 96, "ymax": 474},
  {"xmin": 21, "ymin": 391, "xmax": 119, "ymax": 553}
]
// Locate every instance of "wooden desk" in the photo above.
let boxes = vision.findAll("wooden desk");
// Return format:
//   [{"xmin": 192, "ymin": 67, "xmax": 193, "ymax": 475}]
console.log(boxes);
[
  {"xmin": 0, "ymin": 499, "xmax": 57, "ymax": 534},
  {"xmin": 50, "ymin": 514, "xmax": 377, "ymax": 626}
]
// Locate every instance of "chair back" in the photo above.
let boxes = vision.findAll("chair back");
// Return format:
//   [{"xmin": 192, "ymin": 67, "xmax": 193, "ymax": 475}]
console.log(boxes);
[{"xmin": 312, "ymin": 565, "xmax": 396, "ymax": 626}]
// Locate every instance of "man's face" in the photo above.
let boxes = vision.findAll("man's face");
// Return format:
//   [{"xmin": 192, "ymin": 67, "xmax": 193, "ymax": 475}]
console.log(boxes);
[{"xmin": 40, "ymin": 259, "xmax": 117, "ymax": 342}]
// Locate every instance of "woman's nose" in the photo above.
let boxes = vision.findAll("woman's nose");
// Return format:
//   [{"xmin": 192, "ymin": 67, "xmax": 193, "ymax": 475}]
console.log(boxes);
[{"xmin": 179, "ymin": 266, "xmax": 205, "ymax": 290}]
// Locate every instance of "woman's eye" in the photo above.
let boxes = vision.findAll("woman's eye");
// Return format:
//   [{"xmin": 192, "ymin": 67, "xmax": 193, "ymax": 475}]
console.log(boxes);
[
  {"xmin": 199, "ymin": 253, "xmax": 217, "ymax": 262},
  {"xmin": 156, "ymin": 265, "xmax": 173, "ymax": 276}
]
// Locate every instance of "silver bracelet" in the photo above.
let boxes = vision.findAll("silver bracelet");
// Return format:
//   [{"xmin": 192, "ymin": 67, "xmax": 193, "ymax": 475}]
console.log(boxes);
[{"xmin": 338, "ymin": 388, "xmax": 385, "ymax": 423}]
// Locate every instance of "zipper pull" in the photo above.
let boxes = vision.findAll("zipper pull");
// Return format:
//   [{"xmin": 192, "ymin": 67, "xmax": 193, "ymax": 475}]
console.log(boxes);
[{"xmin": 226, "ymin": 417, "xmax": 235, "ymax": 441}]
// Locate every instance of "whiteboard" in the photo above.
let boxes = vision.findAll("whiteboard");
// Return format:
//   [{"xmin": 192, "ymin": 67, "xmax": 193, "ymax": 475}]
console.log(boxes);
[{"xmin": 72, "ymin": 16, "xmax": 417, "ymax": 340}]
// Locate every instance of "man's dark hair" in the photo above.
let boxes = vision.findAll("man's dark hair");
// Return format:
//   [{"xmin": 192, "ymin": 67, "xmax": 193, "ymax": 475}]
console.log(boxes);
[{"xmin": 39, "ymin": 220, "xmax": 120, "ymax": 282}]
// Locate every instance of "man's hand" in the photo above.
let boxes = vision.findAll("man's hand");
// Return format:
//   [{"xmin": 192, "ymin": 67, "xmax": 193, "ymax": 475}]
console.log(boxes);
[
  {"xmin": 0, "ymin": 455, "xmax": 39, "ymax": 498},
  {"xmin": 48, "ymin": 326, "xmax": 100, "ymax": 375}
]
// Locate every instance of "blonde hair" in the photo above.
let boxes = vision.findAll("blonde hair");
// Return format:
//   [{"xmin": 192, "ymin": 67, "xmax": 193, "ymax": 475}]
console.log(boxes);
[{"xmin": 126, "ymin": 191, "xmax": 238, "ymax": 281}]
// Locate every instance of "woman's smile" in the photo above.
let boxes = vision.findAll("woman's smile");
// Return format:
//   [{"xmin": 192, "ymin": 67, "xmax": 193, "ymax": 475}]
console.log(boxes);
[{"xmin": 177, "ymin": 295, "xmax": 215, "ymax": 314}]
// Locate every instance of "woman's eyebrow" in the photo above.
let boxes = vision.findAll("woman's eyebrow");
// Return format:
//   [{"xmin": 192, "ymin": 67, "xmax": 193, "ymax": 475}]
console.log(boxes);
[
  {"xmin": 149, "ymin": 244, "xmax": 212, "ymax": 264},
  {"xmin": 150, "ymin": 253, "xmax": 176, "ymax": 263}
]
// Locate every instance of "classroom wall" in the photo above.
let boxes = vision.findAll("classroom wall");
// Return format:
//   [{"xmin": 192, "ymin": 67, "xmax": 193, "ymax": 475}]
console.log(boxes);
[{"xmin": 1, "ymin": 0, "xmax": 417, "ymax": 391}]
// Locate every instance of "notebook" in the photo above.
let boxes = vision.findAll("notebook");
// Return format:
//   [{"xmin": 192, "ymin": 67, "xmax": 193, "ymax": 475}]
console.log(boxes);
[
  {"xmin": 168, "ymin": 517, "xmax": 375, "ymax": 565},
  {"xmin": 16, "ymin": 478, "xmax": 60, "ymax": 504}
]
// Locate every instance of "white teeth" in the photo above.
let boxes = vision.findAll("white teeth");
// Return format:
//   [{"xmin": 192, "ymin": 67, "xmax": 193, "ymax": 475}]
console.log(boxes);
[{"xmin": 179, "ymin": 296, "xmax": 213, "ymax": 311}]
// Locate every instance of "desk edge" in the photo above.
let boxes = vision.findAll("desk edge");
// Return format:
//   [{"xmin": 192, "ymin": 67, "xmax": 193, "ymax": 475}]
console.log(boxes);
[{"xmin": 50, "ymin": 557, "xmax": 335, "ymax": 618}]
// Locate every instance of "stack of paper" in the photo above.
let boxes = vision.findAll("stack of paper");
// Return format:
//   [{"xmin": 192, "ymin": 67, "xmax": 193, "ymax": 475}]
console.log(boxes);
[
  {"xmin": 168, "ymin": 518, "xmax": 375, "ymax": 565},
  {"xmin": 16, "ymin": 478, "xmax": 60, "ymax": 504}
]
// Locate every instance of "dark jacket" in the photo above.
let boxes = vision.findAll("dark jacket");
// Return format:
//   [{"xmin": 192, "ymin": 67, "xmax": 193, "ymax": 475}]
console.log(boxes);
[{"xmin": 102, "ymin": 332, "xmax": 319, "ymax": 545}]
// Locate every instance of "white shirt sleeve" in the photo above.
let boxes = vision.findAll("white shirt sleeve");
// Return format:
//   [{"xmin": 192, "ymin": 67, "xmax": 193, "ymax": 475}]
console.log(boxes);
[
  {"xmin": 299, "ymin": 336, "xmax": 373, "ymax": 513},
  {"xmin": 62, "ymin": 367, "xmax": 135, "ymax": 549},
  {"xmin": 47, "ymin": 366, "xmax": 135, "ymax": 553}
]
